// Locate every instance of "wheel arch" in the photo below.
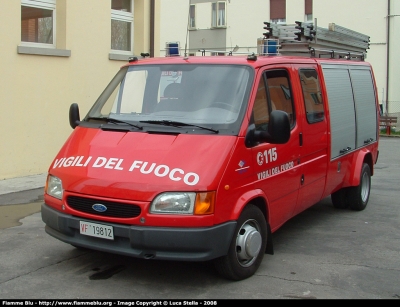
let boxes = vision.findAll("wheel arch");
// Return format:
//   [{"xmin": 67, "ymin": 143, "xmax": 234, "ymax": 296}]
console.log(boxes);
[
  {"xmin": 349, "ymin": 149, "xmax": 374, "ymax": 186},
  {"xmin": 229, "ymin": 190, "xmax": 273, "ymax": 255},
  {"xmin": 229, "ymin": 189, "xmax": 269, "ymax": 220}
]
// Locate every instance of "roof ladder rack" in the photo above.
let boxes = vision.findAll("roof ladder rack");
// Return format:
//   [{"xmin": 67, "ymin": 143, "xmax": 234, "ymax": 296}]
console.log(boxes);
[{"xmin": 260, "ymin": 21, "xmax": 370, "ymax": 61}]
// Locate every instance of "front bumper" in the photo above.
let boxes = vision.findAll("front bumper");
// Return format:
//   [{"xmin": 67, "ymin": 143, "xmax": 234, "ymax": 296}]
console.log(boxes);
[{"xmin": 41, "ymin": 203, "xmax": 236, "ymax": 261}]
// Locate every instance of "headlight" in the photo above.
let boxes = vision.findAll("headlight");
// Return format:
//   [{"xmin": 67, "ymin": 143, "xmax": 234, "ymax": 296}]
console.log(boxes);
[
  {"xmin": 150, "ymin": 192, "xmax": 195, "ymax": 214},
  {"xmin": 150, "ymin": 192, "xmax": 215, "ymax": 215},
  {"xmin": 46, "ymin": 175, "xmax": 63, "ymax": 199}
]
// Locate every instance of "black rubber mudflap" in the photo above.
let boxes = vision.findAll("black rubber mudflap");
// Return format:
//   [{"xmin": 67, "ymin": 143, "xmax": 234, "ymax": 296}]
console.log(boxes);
[{"xmin": 265, "ymin": 223, "xmax": 274, "ymax": 255}]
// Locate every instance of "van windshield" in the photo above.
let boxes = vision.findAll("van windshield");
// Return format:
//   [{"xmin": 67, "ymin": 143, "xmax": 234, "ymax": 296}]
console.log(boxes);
[{"xmin": 85, "ymin": 64, "xmax": 253, "ymax": 134}]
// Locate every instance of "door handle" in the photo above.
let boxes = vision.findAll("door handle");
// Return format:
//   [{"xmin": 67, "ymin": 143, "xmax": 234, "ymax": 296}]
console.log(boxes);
[{"xmin": 339, "ymin": 147, "xmax": 351, "ymax": 154}]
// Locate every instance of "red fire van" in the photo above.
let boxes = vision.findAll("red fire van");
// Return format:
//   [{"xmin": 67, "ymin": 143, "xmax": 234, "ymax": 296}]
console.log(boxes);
[{"xmin": 41, "ymin": 23, "xmax": 379, "ymax": 280}]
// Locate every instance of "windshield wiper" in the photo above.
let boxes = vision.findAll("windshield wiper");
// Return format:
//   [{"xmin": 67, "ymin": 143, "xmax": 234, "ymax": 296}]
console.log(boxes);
[
  {"xmin": 87, "ymin": 116, "xmax": 143, "ymax": 130},
  {"xmin": 140, "ymin": 120, "xmax": 219, "ymax": 133}
]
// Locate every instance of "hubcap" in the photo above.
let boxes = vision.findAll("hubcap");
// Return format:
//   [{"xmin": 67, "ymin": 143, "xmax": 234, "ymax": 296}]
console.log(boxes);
[
  {"xmin": 236, "ymin": 220, "xmax": 262, "ymax": 267},
  {"xmin": 360, "ymin": 171, "xmax": 370, "ymax": 202}
]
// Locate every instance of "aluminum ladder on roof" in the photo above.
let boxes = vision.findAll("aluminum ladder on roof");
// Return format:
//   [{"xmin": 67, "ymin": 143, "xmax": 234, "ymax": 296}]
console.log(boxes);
[{"xmin": 262, "ymin": 21, "xmax": 370, "ymax": 61}]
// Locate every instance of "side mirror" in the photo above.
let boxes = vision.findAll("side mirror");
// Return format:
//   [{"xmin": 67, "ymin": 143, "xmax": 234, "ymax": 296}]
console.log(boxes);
[
  {"xmin": 245, "ymin": 110, "xmax": 290, "ymax": 147},
  {"xmin": 266, "ymin": 110, "xmax": 291, "ymax": 143},
  {"xmin": 69, "ymin": 103, "xmax": 80, "ymax": 129}
]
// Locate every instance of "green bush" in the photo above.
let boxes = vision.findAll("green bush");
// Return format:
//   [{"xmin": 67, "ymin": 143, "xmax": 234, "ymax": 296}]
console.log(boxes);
[{"xmin": 380, "ymin": 127, "xmax": 400, "ymax": 135}]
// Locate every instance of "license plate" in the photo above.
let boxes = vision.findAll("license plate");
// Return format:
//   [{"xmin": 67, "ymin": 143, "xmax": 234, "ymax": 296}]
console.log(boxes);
[{"xmin": 79, "ymin": 221, "xmax": 114, "ymax": 240}]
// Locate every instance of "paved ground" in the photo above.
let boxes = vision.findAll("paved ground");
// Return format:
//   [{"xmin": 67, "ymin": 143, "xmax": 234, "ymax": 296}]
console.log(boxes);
[{"xmin": 0, "ymin": 173, "xmax": 46, "ymax": 196}]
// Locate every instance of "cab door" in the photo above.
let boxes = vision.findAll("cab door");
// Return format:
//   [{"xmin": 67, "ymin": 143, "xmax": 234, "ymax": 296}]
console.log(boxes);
[
  {"xmin": 291, "ymin": 65, "xmax": 328, "ymax": 216},
  {"xmin": 249, "ymin": 66, "xmax": 302, "ymax": 232}
]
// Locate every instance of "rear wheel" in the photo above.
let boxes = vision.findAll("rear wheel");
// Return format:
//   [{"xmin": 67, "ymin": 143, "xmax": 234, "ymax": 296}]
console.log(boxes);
[
  {"xmin": 331, "ymin": 188, "xmax": 350, "ymax": 209},
  {"xmin": 214, "ymin": 204, "xmax": 267, "ymax": 281},
  {"xmin": 347, "ymin": 163, "xmax": 371, "ymax": 211}
]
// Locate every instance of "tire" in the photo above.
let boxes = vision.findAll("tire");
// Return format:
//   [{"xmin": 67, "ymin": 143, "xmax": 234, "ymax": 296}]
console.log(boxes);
[
  {"xmin": 331, "ymin": 188, "xmax": 350, "ymax": 209},
  {"xmin": 214, "ymin": 204, "xmax": 267, "ymax": 281},
  {"xmin": 347, "ymin": 163, "xmax": 371, "ymax": 211}
]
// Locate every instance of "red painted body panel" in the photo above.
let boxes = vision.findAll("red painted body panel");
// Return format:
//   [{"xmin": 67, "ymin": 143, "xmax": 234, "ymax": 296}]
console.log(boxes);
[
  {"xmin": 43, "ymin": 54, "xmax": 380, "ymax": 250},
  {"xmin": 47, "ymin": 127, "xmax": 239, "ymax": 227},
  {"xmin": 50, "ymin": 127, "xmax": 236, "ymax": 195},
  {"xmin": 315, "ymin": 59, "xmax": 380, "ymax": 196}
]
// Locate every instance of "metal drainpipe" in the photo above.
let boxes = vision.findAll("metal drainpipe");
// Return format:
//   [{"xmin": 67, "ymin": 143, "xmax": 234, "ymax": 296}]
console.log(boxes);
[
  {"xmin": 386, "ymin": 0, "xmax": 390, "ymax": 114},
  {"xmin": 150, "ymin": 0, "xmax": 155, "ymax": 57}
]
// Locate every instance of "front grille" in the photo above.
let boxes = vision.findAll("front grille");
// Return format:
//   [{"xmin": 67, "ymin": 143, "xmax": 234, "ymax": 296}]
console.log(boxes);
[{"xmin": 67, "ymin": 196, "xmax": 141, "ymax": 218}]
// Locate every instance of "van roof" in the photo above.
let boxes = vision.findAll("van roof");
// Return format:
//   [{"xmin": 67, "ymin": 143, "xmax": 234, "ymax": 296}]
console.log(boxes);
[{"xmin": 125, "ymin": 54, "xmax": 372, "ymax": 69}]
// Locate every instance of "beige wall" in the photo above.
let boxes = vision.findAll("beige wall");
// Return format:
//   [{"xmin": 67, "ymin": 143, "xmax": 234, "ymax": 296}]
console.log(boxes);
[
  {"xmin": 160, "ymin": 0, "xmax": 189, "ymax": 55},
  {"xmin": 226, "ymin": 0, "xmax": 269, "ymax": 52},
  {"xmin": 388, "ymin": 0, "xmax": 400, "ymax": 112},
  {"xmin": 312, "ymin": 0, "xmax": 388, "ymax": 108},
  {"xmin": 134, "ymin": 0, "xmax": 160, "ymax": 56},
  {"xmin": 0, "ymin": 0, "xmax": 160, "ymax": 180}
]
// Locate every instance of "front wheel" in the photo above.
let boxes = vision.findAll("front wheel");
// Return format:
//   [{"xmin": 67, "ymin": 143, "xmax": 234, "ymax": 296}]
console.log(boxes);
[
  {"xmin": 347, "ymin": 163, "xmax": 371, "ymax": 211},
  {"xmin": 214, "ymin": 204, "xmax": 267, "ymax": 281}
]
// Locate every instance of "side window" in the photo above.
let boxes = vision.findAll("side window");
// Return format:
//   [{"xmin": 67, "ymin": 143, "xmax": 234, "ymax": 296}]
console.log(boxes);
[
  {"xmin": 189, "ymin": 4, "xmax": 196, "ymax": 29},
  {"xmin": 270, "ymin": 0, "xmax": 286, "ymax": 24},
  {"xmin": 21, "ymin": 0, "xmax": 56, "ymax": 46},
  {"xmin": 111, "ymin": 0, "xmax": 133, "ymax": 52},
  {"xmin": 211, "ymin": 1, "xmax": 226, "ymax": 28},
  {"xmin": 252, "ymin": 69, "xmax": 294, "ymax": 131},
  {"xmin": 299, "ymin": 69, "xmax": 325, "ymax": 123},
  {"xmin": 305, "ymin": 0, "xmax": 313, "ymax": 22},
  {"xmin": 266, "ymin": 70, "xmax": 295, "ymax": 127},
  {"xmin": 253, "ymin": 76, "xmax": 271, "ymax": 131}
]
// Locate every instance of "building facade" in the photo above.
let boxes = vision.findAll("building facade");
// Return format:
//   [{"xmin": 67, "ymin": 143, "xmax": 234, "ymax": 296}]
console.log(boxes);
[{"xmin": 0, "ymin": 0, "xmax": 160, "ymax": 180}]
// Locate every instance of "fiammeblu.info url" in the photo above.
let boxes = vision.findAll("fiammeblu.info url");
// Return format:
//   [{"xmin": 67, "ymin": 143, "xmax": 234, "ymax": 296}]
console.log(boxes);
[
  {"xmin": 2, "ymin": 301, "xmax": 216, "ymax": 306},
  {"xmin": 2, "ymin": 302, "xmax": 112, "ymax": 306}
]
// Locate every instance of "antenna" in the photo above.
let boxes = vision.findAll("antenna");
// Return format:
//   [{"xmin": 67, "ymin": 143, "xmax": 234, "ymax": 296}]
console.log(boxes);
[
  {"xmin": 230, "ymin": 37, "xmax": 239, "ymax": 53},
  {"xmin": 184, "ymin": 1, "xmax": 191, "ymax": 58}
]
